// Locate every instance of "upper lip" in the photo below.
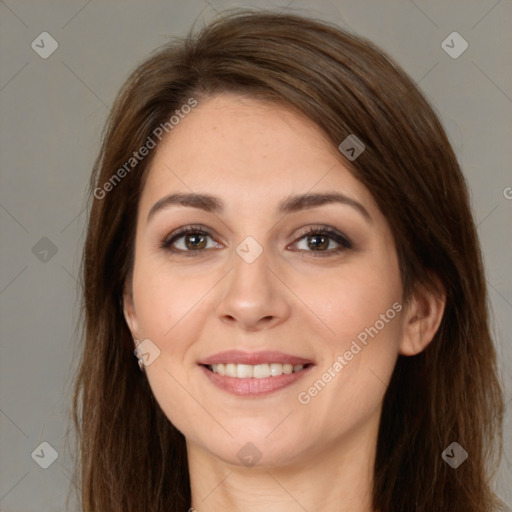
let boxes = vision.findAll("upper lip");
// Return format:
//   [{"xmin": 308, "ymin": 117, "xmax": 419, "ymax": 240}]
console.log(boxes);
[{"xmin": 199, "ymin": 350, "xmax": 314, "ymax": 366}]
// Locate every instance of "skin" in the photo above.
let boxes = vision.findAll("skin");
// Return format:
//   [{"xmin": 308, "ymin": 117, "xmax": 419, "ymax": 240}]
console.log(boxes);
[{"xmin": 123, "ymin": 94, "xmax": 445, "ymax": 512}]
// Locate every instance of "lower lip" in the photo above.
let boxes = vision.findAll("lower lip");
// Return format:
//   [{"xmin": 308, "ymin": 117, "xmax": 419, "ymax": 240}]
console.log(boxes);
[{"xmin": 199, "ymin": 365, "xmax": 314, "ymax": 396}]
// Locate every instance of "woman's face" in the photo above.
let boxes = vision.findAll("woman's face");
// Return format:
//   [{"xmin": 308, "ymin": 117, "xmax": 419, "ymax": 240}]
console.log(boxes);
[{"xmin": 124, "ymin": 93, "xmax": 407, "ymax": 468}]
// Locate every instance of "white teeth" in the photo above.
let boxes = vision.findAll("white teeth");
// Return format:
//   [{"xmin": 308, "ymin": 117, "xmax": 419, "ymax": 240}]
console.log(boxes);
[
  {"xmin": 268, "ymin": 363, "xmax": 282, "ymax": 376},
  {"xmin": 236, "ymin": 364, "xmax": 253, "ymax": 378},
  {"xmin": 225, "ymin": 363, "xmax": 237, "ymax": 377},
  {"xmin": 210, "ymin": 362, "xmax": 306, "ymax": 378},
  {"xmin": 253, "ymin": 363, "xmax": 270, "ymax": 378},
  {"xmin": 282, "ymin": 364, "xmax": 293, "ymax": 375}
]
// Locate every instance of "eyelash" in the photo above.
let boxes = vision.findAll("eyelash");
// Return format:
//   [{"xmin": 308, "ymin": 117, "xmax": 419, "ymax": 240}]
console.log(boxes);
[{"xmin": 160, "ymin": 224, "xmax": 353, "ymax": 258}]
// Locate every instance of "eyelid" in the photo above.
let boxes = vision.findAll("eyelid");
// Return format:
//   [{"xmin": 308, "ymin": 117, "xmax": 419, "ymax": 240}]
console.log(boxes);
[
  {"xmin": 161, "ymin": 224, "xmax": 217, "ymax": 249},
  {"xmin": 161, "ymin": 223, "xmax": 353, "ymax": 256},
  {"xmin": 292, "ymin": 224, "xmax": 351, "ymax": 244},
  {"xmin": 289, "ymin": 224, "xmax": 353, "ymax": 254}
]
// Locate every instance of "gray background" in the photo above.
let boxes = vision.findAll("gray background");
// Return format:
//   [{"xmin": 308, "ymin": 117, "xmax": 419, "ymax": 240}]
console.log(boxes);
[{"xmin": 0, "ymin": 1, "xmax": 511, "ymax": 511}]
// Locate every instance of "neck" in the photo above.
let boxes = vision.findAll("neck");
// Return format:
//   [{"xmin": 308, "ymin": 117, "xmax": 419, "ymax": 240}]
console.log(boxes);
[{"xmin": 187, "ymin": 414, "xmax": 379, "ymax": 512}]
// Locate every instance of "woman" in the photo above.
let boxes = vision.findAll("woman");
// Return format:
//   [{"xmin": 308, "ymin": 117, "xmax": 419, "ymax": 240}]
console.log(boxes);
[{"xmin": 71, "ymin": 10, "xmax": 506, "ymax": 512}]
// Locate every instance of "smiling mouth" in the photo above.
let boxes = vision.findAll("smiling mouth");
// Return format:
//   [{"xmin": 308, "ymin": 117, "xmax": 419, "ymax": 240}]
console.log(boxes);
[{"xmin": 203, "ymin": 362, "xmax": 313, "ymax": 379}]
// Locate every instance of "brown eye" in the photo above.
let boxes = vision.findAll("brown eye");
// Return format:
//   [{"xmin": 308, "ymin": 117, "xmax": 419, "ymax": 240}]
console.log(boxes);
[
  {"xmin": 161, "ymin": 226, "xmax": 220, "ymax": 255},
  {"xmin": 182, "ymin": 232, "xmax": 208, "ymax": 250},
  {"xmin": 305, "ymin": 233, "xmax": 330, "ymax": 251},
  {"xmin": 292, "ymin": 226, "xmax": 352, "ymax": 257}
]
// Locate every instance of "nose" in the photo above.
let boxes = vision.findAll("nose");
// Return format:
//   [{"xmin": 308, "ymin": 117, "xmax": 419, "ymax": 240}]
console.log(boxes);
[{"xmin": 215, "ymin": 246, "xmax": 291, "ymax": 332}]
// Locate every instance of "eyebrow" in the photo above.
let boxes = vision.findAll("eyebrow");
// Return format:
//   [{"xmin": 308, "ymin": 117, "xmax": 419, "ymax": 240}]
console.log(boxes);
[{"xmin": 147, "ymin": 191, "xmax": 372, "ymax": 224}]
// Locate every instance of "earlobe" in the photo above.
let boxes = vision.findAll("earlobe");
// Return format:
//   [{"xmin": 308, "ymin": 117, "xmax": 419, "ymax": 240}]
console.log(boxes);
[{"xmin": 399, "ymin": 280, "xmax": 446, "ymax": 357}]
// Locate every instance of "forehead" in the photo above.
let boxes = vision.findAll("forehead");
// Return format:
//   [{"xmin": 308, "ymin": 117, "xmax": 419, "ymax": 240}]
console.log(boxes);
[{"xmin": 139, "ymin": 94, "xmax": 377, "ymax": 219}]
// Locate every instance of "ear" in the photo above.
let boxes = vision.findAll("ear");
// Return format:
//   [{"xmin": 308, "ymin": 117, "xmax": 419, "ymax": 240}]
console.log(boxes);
[
  {"xmin": 399, "ymin": 277, "xmax": 446, "ymax": 356},
  {"xmin": 122, "ymin": 280, "xmax": 140, "ymax": 340}
]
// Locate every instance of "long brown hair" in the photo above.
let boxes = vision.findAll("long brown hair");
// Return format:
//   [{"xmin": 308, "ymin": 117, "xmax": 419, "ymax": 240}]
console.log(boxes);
[{"xmin": 70, "ymin": 10, "xmax": 506, "ymax": 512}]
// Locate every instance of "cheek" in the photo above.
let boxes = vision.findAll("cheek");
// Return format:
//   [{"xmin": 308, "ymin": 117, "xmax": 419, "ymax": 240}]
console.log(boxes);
[
  {"xmin": 294, "ymin": 255, "xmax": 403, "ymax": 409},
  {"xmin": 131, "ymin": 262, "xmax": 211, "ymax": 431},
  {"xmin": 132, "ymin": 258, "xmax": 206, "ymax": 339},
  {"xmin": 294, "ymin": 259, "xmax": 402, "ymax": 346},
  {"xmin": 294, "ymin": 269, "xmax": 402, "ymax": 438},
  {"xmin": 309, "ymin": 265, "xmax": 402, "ymax": 391}
]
